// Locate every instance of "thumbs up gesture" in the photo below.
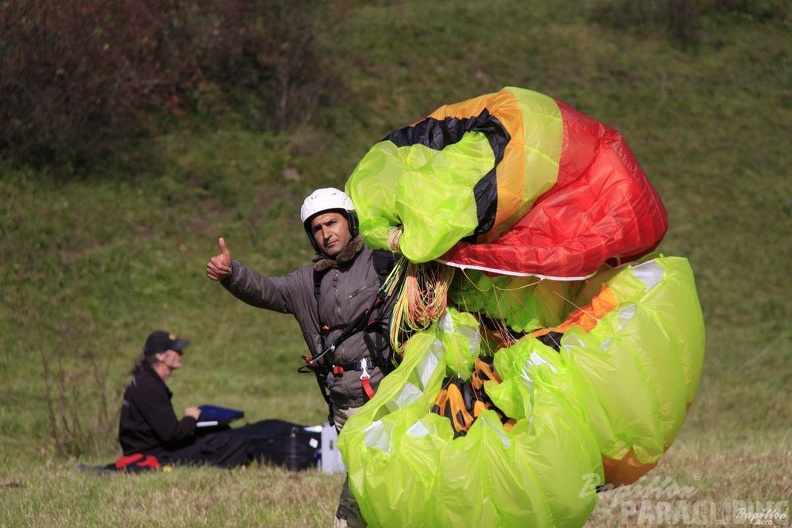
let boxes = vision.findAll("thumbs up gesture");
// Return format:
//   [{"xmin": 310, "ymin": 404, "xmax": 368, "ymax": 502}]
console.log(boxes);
[{"xmin": 206, "ymin": 237, "xmax": 232, "ymax": 281}]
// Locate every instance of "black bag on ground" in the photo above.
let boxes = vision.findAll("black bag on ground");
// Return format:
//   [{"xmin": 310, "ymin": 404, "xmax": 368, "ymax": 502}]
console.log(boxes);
[{"xmin": 232, "ymin": 419, "xmax": 321, "ymax": 471}]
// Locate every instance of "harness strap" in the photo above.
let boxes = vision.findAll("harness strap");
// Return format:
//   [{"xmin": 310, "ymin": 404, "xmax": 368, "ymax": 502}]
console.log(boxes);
[
  {"xmin": 331, "ymin": 357, "xmax": 374, "ymax": 374},
  {"xmin": 331, "ymin": 358, "xmax": 376, "ymax": 400},
  {"xmin": 301, "ymin": 295, "xmax": 383, "ymax": 371},
  {"xmin": 321, "ymin": 323, "xmax": 350, "ymax": 335},
  {"xmin": 299, "ymin": 356, "xmax": 334, "ymax": 425},
  {"xmin": 304, "ymin": 249, "xmax": 399, "ymax": 419},
  {"xmin": 361, "ymin": 370, "xmax": 375, "ymax": 400}
]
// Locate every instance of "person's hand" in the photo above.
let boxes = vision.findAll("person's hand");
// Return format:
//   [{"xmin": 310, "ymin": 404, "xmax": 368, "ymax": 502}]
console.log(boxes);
[
  {"xmin": 206, "ymin": 237, "xmax": 232, "ymax": 281},
  {"xmin": 185, "ymin": 406, "xmax": 201, "ymax": 420}
]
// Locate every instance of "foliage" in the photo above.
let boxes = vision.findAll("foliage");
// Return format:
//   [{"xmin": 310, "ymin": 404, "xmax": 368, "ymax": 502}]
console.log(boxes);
[
  {"xmin": 588, "ymin": 0, "xmax": 704, "ymax": 49},
  {"xmin": 708, "ymin": 0, "xmax": 790, "ymax": 22},
  {"xmin": 0, "ymin": 0, "xmax": 344, "ymax": 172},
  {"xmin": 41, "ymin": 337, "xmax": 121, "ymax": 458},
  {"xmin": 587, "ymin": 0, "xmax": 789, "ymax": 49}
]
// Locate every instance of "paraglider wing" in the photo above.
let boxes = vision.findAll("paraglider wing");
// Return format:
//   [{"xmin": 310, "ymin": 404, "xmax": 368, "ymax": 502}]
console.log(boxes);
[
  {"xmin": 347, "ymin": 87, "xmax": 667, "ymax": 276},
  {"xmin": 340, "ymin": 87, "xmax": 701, "ymax": 528},
  {"xmin": 441, "ymin": 100, "xmax": 668, "ymax": 278},
  {"xmin": 346, "ymin": 88, "xmax": 564, "ymax": 264}
]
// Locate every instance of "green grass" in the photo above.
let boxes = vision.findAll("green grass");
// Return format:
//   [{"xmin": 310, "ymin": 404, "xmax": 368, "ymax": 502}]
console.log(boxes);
[
  {"xmin": 1, "ymin": 0, "xmax": 790, "ymax": 526},
  {"xmin": 0, "ymin": 462, "xmax": 343, "ymax": 528}
]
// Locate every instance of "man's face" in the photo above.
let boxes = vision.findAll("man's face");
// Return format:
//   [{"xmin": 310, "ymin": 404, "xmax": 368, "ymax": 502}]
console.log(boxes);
[{"xmin": 310, "ymin": 212, "xmax": 352, "ymax": 258}]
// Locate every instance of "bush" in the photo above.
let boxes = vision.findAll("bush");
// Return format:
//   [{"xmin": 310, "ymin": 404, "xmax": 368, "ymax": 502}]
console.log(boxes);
[
  {"xmin": 41, "ymin": 330, "xmax": 121, "ymax": 458},
  {"xmin": 588, "ymin": 0, "xmax": 702, "ymax": 49},
  {"xmin": 709, "ymin": 0, "xmax": 789, "ymax": 22},
  {"xmin": 587, "ymin": 0, "xmax": 788, "ymax": 49},
  {"xmin": 0, "ymin": 0, "xmax": 342, "ymax": 172}
]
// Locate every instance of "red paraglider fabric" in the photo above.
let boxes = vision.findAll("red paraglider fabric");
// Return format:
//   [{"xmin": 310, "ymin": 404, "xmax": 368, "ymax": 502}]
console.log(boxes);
[{"xmin": 441, "ymin": 100, "xmax": 668, "ymax": 278}]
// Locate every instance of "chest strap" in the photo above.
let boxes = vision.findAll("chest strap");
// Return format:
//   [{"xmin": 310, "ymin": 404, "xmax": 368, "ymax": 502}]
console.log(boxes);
[{"xmin": 331, "ymin": 358, "xmax": 376, "ymax": 399}]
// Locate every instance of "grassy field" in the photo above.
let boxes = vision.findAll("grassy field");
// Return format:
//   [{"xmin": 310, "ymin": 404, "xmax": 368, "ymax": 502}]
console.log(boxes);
[{"xmin": 1, "ymin": 1, "xmax": 790, "ymax": 526}]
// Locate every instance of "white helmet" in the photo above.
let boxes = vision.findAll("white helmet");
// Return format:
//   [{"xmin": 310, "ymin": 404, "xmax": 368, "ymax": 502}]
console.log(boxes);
[
  {"xmin": 300, "ymin": 188, "xmax": 359, "ymax": 252},
  {"xmin": 300, "ymin": 187, "xmax": 355, "ymax": 224}
]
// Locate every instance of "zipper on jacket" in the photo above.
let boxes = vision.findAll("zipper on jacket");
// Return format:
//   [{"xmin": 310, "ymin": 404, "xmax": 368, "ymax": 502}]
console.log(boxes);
[{"xmin": 333, "ymin": 269, "xmax": 341, "ymax": 319}]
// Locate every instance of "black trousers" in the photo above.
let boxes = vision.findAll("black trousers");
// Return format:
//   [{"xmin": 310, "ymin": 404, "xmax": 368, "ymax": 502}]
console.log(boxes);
[
  {"xmin": 160, "ymin": 428, "xmax": 253, "ymax": 468},
  {"xmin": 159, "ymin": 420, "xmax": 320, "ymax": 470}
]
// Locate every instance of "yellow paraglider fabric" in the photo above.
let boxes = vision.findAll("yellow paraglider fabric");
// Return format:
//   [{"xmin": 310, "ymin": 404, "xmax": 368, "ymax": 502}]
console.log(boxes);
[
  {"xmin": 338, "ymin": 256, "xmax": 705, "ymax": 527},
  {"xmin": 346, "ymin": 88, "xmax": 563, "ymax": 263},
  {"xmin": 339, "ymin": 325, "xmax": 603, "ymax": 528}
]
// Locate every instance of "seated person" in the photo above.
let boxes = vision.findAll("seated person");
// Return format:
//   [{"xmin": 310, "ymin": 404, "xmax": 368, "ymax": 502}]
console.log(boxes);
[{"xmin": 118, "ymin": 330, "xmax": 252, "ymax": 468}]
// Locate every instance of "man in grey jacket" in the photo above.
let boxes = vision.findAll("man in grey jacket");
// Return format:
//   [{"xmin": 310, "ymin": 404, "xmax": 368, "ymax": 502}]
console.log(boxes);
[{"xmin": 206, "ymin": 187, "xmax": 396, "ymax": 528}]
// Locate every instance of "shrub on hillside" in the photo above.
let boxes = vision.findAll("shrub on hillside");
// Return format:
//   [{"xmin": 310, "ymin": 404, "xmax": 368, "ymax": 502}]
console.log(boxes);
[
  {"xmin": 588, "ymin": 0, "xmax": 788, "ymax": 49},
  {"xmin": 0, "ymin": 0, "xmax": 342, "ymax": 172},
  {"xmin": 709, "ymin": 0, "xmax": 789, "ymax": 22},
  {"xmin": 41, "ymin": 336, "xmax": 121, "ymax": 458},
  {"xmin": 588, "ymin": 0, "xmax": 702, "ymax": 49}
]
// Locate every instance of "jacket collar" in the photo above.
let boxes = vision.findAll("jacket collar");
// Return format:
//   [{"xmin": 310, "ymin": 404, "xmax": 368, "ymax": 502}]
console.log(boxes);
[
  {"xmin": 141, "ymin": 364, "xmax": 173, "ymax": 398},
  {"xmin": 312, "ymin": 236, "xmax": 365, "ymax": 272}
]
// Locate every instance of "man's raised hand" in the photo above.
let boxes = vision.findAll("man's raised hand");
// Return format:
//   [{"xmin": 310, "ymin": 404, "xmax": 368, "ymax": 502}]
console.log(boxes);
[{"xmin": 206, "ymin": 237, "xmax": 232, "ymax": 281}]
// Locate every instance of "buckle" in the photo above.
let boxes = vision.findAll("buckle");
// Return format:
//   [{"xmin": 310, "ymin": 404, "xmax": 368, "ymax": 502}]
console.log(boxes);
[
  {"xmin": 359, "ymin": 359, "xmax": 370, "ymax": 381},
  {"xmin": 331, "ymin": 358, "xmax": 373, "ymax": 376}
]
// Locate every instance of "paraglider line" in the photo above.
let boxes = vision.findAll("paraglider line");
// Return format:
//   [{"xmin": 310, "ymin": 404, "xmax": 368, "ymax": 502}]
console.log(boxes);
[{"xmin": 552, "ymin": 289, "xmax": 600, "ymax": 322}]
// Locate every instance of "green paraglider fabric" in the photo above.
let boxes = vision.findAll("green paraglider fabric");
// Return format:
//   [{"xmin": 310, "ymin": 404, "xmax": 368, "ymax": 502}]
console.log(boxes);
[{"xmin": 338, "ymin": 256, "xmax": 705, "ymax": 528}]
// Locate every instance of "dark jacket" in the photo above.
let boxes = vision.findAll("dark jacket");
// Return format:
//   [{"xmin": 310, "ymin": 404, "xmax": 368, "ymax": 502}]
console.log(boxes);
[
  {"xmin": 221, "ymin": 237, "xmax": 395, "ymax": 411},
  {"xmin": 118, "ymin": 366, "xmax": 197, "ymax": 457}
]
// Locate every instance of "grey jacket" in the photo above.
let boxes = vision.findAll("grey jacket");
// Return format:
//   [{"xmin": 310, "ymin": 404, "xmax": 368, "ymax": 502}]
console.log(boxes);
[{"xmin": 221, "ymin": 237, "xmax": 395, "ymax": 410}]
